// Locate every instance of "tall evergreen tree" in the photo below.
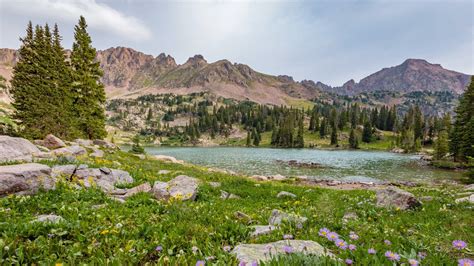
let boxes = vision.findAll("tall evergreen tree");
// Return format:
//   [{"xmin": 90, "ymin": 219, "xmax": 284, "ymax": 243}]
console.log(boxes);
[
  {"xmin": 349, "ymin": 129, "xmax": 359, "ymax": 149},
  {"xmin": 70, "ymin": 16, "xmax": 106, "ymax": 139},
  {"xmin": 295, "ymin": 117, "xmax": 304, "ymax": 148},
  {"xmin": 434, "ymin": 130, "xmax": 449, "ymax": 160},
  {"xmin": 362, "ymin": 121, "xmax": 373, "ymax": 143},
  {"xmin": 450, "ymin": 76, "xmax": 474, "ymax": 161}
]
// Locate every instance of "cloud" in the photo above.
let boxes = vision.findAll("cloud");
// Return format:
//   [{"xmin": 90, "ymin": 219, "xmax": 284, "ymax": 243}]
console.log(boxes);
[{"xmin": 0, "ymin": 0, "xmax": 152, "ymax": 40}]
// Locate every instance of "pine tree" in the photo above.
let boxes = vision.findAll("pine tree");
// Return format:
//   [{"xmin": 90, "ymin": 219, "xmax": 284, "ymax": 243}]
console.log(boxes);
[
  {"xmin": 349, "ymin": 129, "xmax": 359, "ymax": 149},
  {"xmin": 319, "ymin": 118, "xmax": 327, "ymax": 138},
  {"xmin": 450, "ymin": 76, "xmax": 474, "ymax": 161},
  {"xmin": 362, "ymin": 121, "xmax": 373, "ymax": 143},
  {"xmin": 434, "ymin": 130, "xmax": 449, "ymax": 160},
  {"xmin": 246, "ymin": 130, "xmax": 251, "ymax": 147},
  {"xmin": 330, "ymin": 124, "xmax": 338, "ymax": 145},
  {"xmin": 295, "ymin": 117, "xmax": 304, "ymax": 148},
  {"xmin": 70, "ymin": 16, "xmax": 106, "ymax": 139}
]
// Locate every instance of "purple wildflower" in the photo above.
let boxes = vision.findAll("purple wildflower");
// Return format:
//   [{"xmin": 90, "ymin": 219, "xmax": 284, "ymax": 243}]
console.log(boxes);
[
  {"xmin": 195, "ymin": 260, "xmax": 205, "ymax": 266},
  {"xmin": 283, "ymin": 245, "xmax": 293, "ymax": 254},
  {"xmin": 384, "ymin": 240, "xmax": 392, "ymax": 245},
  {"xmin": 335, "ymin": 239, "xmax": 348, "ymax": 250},
  {"xmin": 368, "ymin": 248, "xmax": 376, "ymax": 254},
  {"xmin": 223, "ymin": 245, "xmax": 231, "ymax": 252},
  {"xmin": 349, "ymin": 232, "xmax": 359, "ymax": 240},
  {"xmin": 408, "ymin": 259, "xmax": 419, "ymax": 266},
  {"xmin": 453, "ymin": 240, "xmax": 467, "ymax": 250},
  {"xmin": 348, "ymin": 244, "xmax": 356, "ymax": 251},
  {"xmin": 385, "ymin": 251, "xmax": 400, "ymax": 261},
  {"xmin": 458, "ymin": 258, "xmax": 474, "ymax": 266},
  {"xmin": 239, "ymin": 261, "xmax": 246, "ymax": 266},
  {"xmin": 417, "ymin": 251, "xmax": 427, "ymax": 259},
  {"xmin": 283, "ymin": 234, "xmax": 294, "ymax": 240},
  {"xmin": 250, "ymin": 262, "xmax": 259, "ymax": 266},
  {"xmin": 319, "ymin": 228, "xmax": 330, "ymax": 237},
  {"xmin": 155, "ymin": 245, "xmax": 163, "ymax": 252},
  {"xmin": 327, "ymin": 232, "xmax": 339, "ymax": 241},
  {"xmin": 345, "ymin": 259, "xmax": 353, "ymax": 265}
]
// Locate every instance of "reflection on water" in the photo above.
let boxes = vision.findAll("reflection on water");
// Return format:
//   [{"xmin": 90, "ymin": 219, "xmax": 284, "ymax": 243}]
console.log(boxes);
[{"xmin": 133, "ymin": 146, "xmax": 460, "ymax": 182}]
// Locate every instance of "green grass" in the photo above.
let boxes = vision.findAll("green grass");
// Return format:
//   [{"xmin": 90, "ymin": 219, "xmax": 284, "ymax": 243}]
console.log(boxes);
[{"xmin": 0, "ymin": 151, "xmax": 472, "ymax": 265}]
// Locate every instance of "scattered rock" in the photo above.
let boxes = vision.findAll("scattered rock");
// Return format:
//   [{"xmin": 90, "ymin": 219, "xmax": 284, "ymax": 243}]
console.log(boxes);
[
  {"xmin": 32, "ymin": 214, "xmax": 64, "ymax": 224},
  {"xmin": 277, "ymin": 191, "xmax": 296, "ymax": 198},
  {"xmin": 90, "ymin": 148, "xmax": 104, "ymax": 158},
  {"xmin": 208, "ymin": 181, "xmax": 221, "ymax": 188},
  {"xmin": 419, "ymin": 196, "xmax": 434, "ymax": 202},
  {"xmin": 153, "ymin": 155, "xmax": 184, "ymax": 164},
  {"xmin": 34, "ymin": 134, "xmax": 66, "ymax": 149},
  {"xmin": 51, "ymin": 165, "xmax": 77, "ymax": 179},
  {"xmin": 99, "ymin": 167, "xmax": 112, "ymax": 175},
  {"xmin": 0, "ymin": 163, "xmax": 54, "ymax": 196},
  {"xmin": 109, "ymin": 196, "xmax": 126, "ymax": 204},
  {"xmin": 221, "ymin": 190, "xmax": 240, "ymax": 199},
  {"xmin": 122, "ymin": 182, "xmax": 152, "ymax": 199},
  {"xmin": 391, "ymin": 148, "xmax": 405, "ymax": 154},
  {"xmin": 74, "ymin": 139, "xmax": 93, "ymax": 147},
  {"xmin": 455, "ymin": 194, "xmax": 474, "ymax": 204},
  {"xmin": 152, "ymin": 175, "xmax": 199, "ymax": 201},
  {"xmin": 158, "ymin": 170, "xmax": 171, "ymax": 175},
  {"xmin": 342, "ymin": 212, "xmax": 358, "ymax": 223},
  {"xmin": 376, "ymin": 186, "xmax": 422, "ymax": 210},
  {"xmin": 250, "ymin": 175, "xmax": 268, "ymax": 181},
  {"xmin": 250, "ymin": 225, "xmax": 277, "ymax": 237},
  {"xmin": 464, "ymin": 184, "xmax": 474, "ymax": 191},
  {"xmin": 91, "ymin": 204, "xmax": 106, "ymax": 209},
  {"xmin": 51, "ymin": 145, "xmax": 87, "ymax": 157},
  {"xmin": 36, "ymin": 145, "xmax": 50, "ymax": 152},
  {"xmin": 268, "ymin": 174, "xmax": 286, "ymax": 181},
  {"xmin": 109, "ymin": 188, "xmax": 128, "ymax": 195},
  {"xmin": 73, "ymin": 167, "xmax": 134, "ymax": 192},
  {"xmin": 268, "ymin": 209, "xmax": 307, "ymax": 226},
  {"xmin": 93, "ymin": 139, "xmax": 118, "ymax": 150},
  {"xmin": 232, "ymin": 240, "xmax": 333, "ymax": 265},
  {"xmin": 0, "ymin": 135, "xmax": 41, "ymax": 163},
  {"xmin": 234, "ymin": 211, "xmax": 252, "ymax": 223}
]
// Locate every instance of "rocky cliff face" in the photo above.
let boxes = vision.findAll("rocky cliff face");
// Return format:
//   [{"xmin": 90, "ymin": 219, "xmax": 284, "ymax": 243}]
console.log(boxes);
[{"xmin": 328, "ymin": 59, "xmax": 471, "ymax": 95}]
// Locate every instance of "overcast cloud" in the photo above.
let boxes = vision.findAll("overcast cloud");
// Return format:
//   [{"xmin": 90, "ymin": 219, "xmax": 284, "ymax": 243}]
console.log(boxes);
[{"xmin": 0, "ymin": 0, "xmax": 472, "ymax": 85}]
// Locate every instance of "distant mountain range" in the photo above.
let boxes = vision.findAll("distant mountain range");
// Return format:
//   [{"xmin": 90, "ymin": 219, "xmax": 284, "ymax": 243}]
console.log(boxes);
[{"xmin": 0, "ymin": 47, "xmax": 471, "ymax": 107}]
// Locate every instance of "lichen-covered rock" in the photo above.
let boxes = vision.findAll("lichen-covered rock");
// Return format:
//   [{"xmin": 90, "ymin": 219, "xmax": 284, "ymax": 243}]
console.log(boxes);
[
  {"xmin": 35, "ymin": 134, "xmax": 66, "ymax": 149},
  {"xmin": 152, "ymin": 181, "xmax": 170, "ymax": 200},
  {"xmin": 90, "ymin": 148, "xmax": 104, "ymax": 158},
  {"xmin": 250, "ymin": 225, "xmax": 277, "ymax": 237},
  {"xmin": 277, "ymin": 191, "xmax": 296, "ymax": 198},
  {"xmin": 0, "ymin": 135, "xmax": 41, "ymax": 163},
  {"xmin": 93, "ymin": 139, "xmax": 118, "ymax": 149},
  {"xmin": 50, "ymin": 145, "xmax": 87, "ymax": 157},
  {"xmin": 208, "ymin": 181, "xmax": 221, "ymax": 188},
  {"xmin": 250, "ymin": 175, "xmax": 268, "ymax": 181},
  {"xmin": 122, "ymin": 182, "xmax": 152, "ymax": 199},
  {"xmin": 268, "ymin": 209, "xmax": 307, "ymax": 226},
  {"xmin": 221, "ymin": 190, "xmax": 240, "ymax": 199},
  {"xmin": 376, "ymin": 186, "xmax": 421, "ymax": 210},
  {"xmin": 32, "ymin": 214, "xmax": 64, "ymax": 223},
  {"xmin": 0, "ymin": 163, "xmax": 54, "ymax": 196},
  {"xmin": 74, "ymin": 139, "xmax": 93, "ymax": 147},
  {"xmin": 232, "ymin": 240, "xmax": 333, "ymax": 265},
  {"xmin": 151, "ymin": 175, "xmax": 199, "ymax": 201},
  {"xmin": 455, "ymin": 194, "xmax": 474, "ymax": 204}
]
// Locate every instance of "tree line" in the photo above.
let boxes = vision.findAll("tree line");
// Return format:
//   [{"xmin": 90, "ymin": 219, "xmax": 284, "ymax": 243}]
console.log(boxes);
[{"xmin": 11, "ymin": 16, "xmax": 106, "ymax": 140}]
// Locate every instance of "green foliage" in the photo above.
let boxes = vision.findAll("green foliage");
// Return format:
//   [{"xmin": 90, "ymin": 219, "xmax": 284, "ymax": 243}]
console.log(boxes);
[
  {"xmin": 130, "ymin": 134, "xmax": 145, "ymax": 154},
  {"xmin": 434, "ymin": 130, "xmax": 449, "ymax": 160},
  {"xmin": 450, "ymin": 76, "xmax": 474, "ymax": 161},
  {"xmin": 362, "ymin": 121, "xmax": 373, "ymax": 143},
  {"xmin": 349, "ymin": 129, "xmax": 359, "ymax": 149}
]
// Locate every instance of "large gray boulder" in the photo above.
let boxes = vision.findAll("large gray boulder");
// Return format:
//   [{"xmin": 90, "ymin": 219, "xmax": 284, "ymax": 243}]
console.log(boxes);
[
  {"xmin": 93, "ymin": 139, "xmax": 118, "ymax": 150},
  {"xmin": 250, "ymin": 225, "xmax": 278, "ymax": 237},
  {"xmin": 232, "ymin": 240, "xmax": 333, "ymax": 265},
  {"xmin": 455, "ymin": 194, "xmax": 474, "ymax": 204},
  {"xmin": 376, "ymin": 186, "xmax": 421, "ymax": 210},
  {"xmin": 34, "ymin": 134, "xmax": 66, "ymax": 149},
  {"xmin": 50, "ymin": 145, "xmax": 87, "ymax": 157},
  {"xmin": 0, "ymin": 135, "xmax": 41, "ymax": 163},
  {"xmin": 32, "ymin": 214, "xmax": 64, "ymax": 224},
  {"xmin": 277, "ymin": 191, "xmax": 296, "ymax": 198},
  {"xmin": 268, "ymin": 209, "xmax": 308, "ymax": 226},
  {"xmin": 0, "ymin": 163, "xmax": 54, "ymax": 196},
  {"xmin": 152, "ymin": 175, "xmax": 199, "ymax": 201}
]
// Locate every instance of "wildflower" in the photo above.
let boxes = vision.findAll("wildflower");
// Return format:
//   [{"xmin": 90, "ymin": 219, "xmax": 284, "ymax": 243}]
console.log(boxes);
[
  {"xmin": 192, "ymin": 246, "xmax": 199, "ymax": 254},
  {"xmin": 384, "ymin": 240, "xmax": 392, "ymax": 245},
  {"xmin": 417, "ymin": 251, "xmax": 427, "ymax": 259},
  {"xmin": 283, "ymin": 245, "xmax": 293, "ymax": 254},
  {"xmin": 47, "ymin": 233, "xmax": 55, "ymax": 238},
  {"xmin": 205, "ymin": 256, "xmax": 215, "ymax": 261},
  {"xmin": 368, "ymin": 248, "xmax": 376, "ymax": 254},
  {"xmin": 453, "ymin": 240, "xmax": 467, "ymax": 250},
  {"xmin": 408, "ymin": 259, "xmax": 419, "ymax": 266},
  {"xmin": 115, "ymin": 223, "xmax": 123, "ymax": 229},
  {"xmin": 155, "ymin": 245, "xmax": 163, "ymax": 252},
  {"xmin": 348, "ymin": 244, "xmax": 356, "ymax": 251},
  {"xmin": 327, "ymin": 232, "xmax": 339, "ymax": 241},
  {"xmin": 250, "ymin": 262, "xmax": 258, "ymax": 266},
  {"xmin": 319, "ymin": 228, "xmax": 330, "ymax": 237},
  {"xmin": 239, "ymin": 261, "xmax": 246, "ymax": 266},
  {"xmin": 223, "ymin": 245, "xmax": 232, "ymax": 252},
  {"xmin": 195, "ymin": 260, "xmax": 205, "ymax": 266},
  {"xmin": 385, "ymin": 251, "xmax": 400, "ymax": 261},
  {"xmin": 349, "ymin": 232, "xmax": 359, "ymax": 240},
  {"xmin": 458, "ymin": 258, "xmax": 474, "ymax": 266},
  {"xmin": 345, "ymin": 259, "xmax": 353, "ymax": 265},
  {"xmin": 335, "ymin": 239, "xmax": 348, "ymax": 250},
  {"xmin": 283, "ymin": 234, "xmax": 293, "ymax": 240}
]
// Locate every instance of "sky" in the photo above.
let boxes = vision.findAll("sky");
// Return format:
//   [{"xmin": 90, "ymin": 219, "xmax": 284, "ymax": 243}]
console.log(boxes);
[{"xmin": 0, "ymin": 0, "xmax": 472, "ymax": 86}]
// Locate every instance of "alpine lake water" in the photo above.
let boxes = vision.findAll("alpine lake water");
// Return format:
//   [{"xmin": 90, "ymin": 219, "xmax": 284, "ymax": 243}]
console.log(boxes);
[{"xmin": 123, "ymin": 146, "xmax": 463, "ymax": 183}]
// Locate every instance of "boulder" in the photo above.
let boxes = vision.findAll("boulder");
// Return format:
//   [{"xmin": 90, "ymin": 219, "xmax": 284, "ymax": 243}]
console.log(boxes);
[
  {"xmin": 151, "ymin": 175, "xmax": 199, "ymax": 201},
  {"xmin": 90, "ymin": 148, "xmax": 104, "ymax": 158},
  {"xmin": 419, "ymin": 196, "xmax": 434, "ymax": 202},
  {"xmin": 0, "ymin": 163, "xmax": 54, "ymax": 196},
  {"xmin": 122, "ymin": 182, "xmax": 152, "ymax": 199},
  {"xmin": 268, "ymin": 209, "xmax": 308, "ymax": 226},
  {"xmin": 234, "ymin": 211, "xmax": 252, "ymax": 223},
  {"xmin": 250, "ymin": 225, "xmax": 277, "ymax": 237},
  {"xmin": 0, "ymin": 135, "xmax": 41, "ymax": 163},
  {"xmin": 50, "ymin": 145, "xmax": 87, "ymax": 157},
  {"xmin": 391, "ymin": 148, "xmax": 405, "ymax": 154},
  {"xmin": 208, "ymin": 181, "xmax": 221, "ymax": 188},
  {"xmin": 153, "ymin": 155, "xmax": 184, "ymax": 164},
  {"xmin": 158, "ymin": 170, "xmax": 171, "ymax": 175},
  {"xmin": 221, "ymin": 190, "xmax": 240, "ymax": 199},
  {"xmin": 74, "ymin": 139, "xmax": 93, "ymax": 147},
  {"xmin": 269, "ymin": 174, "xmax": 286, "ymax": 181},
  {"xmin": 232, "ymin": 240, "xmax": 333, "ymax": 265},
  {"xmin": 376, "ymin": 186, "xmax": 421, "ymax": 210},
  {"xmin": 455, "ymin": 194, "xmax": 474, "ymax": 204},
  {"xmin": 464, "ymin": 184, "xmax": 474, "ymax": 191},
  {"xmin": 74, "ymin": 167, "xmax": 134, "ymax": 192},
  {"xmin": 93, "ymin": 139, "xmax": 118, "ymax": 149},
  {"xmin": 51, "ymin": 165, "xmax": 77, "ymax": 179},
  {"xmin": 277, "ymin": 191, "xmax": 296, "ymax": 198},
  {"xmin": 32, "ymin": 214, "xmax": 64, "ymax": 224},
  {"xmin": 250, "ymin": 175, "xmax": 268, "ymax": 181},
  {"xmin": 35, "ymin": 134, "xmax": 66, "ymax": 149}
]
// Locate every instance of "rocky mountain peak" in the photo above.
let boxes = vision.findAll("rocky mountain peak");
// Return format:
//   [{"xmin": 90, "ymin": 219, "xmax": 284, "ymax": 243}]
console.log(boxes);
[
  {"xmin": 156, "ymin": 53, "xmax": 177, "ymax": 68},
  {"xmin": 185, "ymin": 55, "xmax": 207, "ymax": 67}
]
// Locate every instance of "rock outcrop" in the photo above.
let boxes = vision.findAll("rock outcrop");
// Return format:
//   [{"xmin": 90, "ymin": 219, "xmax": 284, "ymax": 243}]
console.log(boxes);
[
  {"xmin": 34, "ymin": 134, "xmax": 66, "ymax": 149},
  {"xmin": 0, "ymin": 163, "xmax": 54, "ymax": 196},
  {"xmin": 268, "ymin": 209, "xmax": 308, "ymax": 226},
  {"xmin": 376, "ymin": 186, "xmax": 421, "ymax": 210},
  {"xmin": 50, "ymin": 145, "xmax": 87, "ymax": 157},
  {"xmin": 152, "ymin": 175, "xmax": 199, "ymax": 201},
  {"xmin": 0, "ymin": 135, "xmax": 41, "ymax": 162},
  {"xmin": 232, "ymin": 240, "xmax": 333, "ymax": 265}
]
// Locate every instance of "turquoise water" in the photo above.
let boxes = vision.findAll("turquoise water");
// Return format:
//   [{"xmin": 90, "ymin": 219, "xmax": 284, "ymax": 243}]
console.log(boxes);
[{"xmin": 137, "ymin": 146, "xmax": 460, "ymax": 182}]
